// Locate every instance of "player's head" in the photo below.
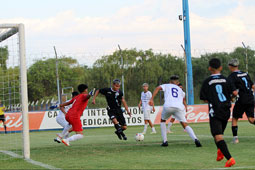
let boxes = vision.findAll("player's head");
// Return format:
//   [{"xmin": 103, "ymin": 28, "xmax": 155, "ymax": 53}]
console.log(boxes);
[
  {"xmin": 208, "ymin": 58, "xmax": 222, "ymax": 73},
  {"xmin": 112, "ymin": 79, "xmax": 121, "ymax": 90},
  {"xmin": 142, "ymin": 83, "xmax": 149, "ymax": 91},
  {"xmin": 170, "ymin": 75, "xmax": 179, "ymax": 85},
  {"xmin": 228, "ymin": 58, "xmax": 239, "ymax": 72},
  {"xmin": 72, "ymin": 91, "xmax": 79, "ymax": 98},
  {"xmin": 77, "ymin": 84, "xmax": 88, "ymax": 93},
  {"xmin": 178, "ymin": 83, "xmax": 183, "ymax": 90}
]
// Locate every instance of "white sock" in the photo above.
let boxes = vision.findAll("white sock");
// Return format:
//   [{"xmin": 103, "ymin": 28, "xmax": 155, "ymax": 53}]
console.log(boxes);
[
  {"xmin": 143, "ymin": 124, "xmax": 148, "ymax": 132},
  {"xmin": 168, "ymin": 122, "xmax": 173, "ymax": 131},
  {"xmin": 64, "ymin": 132, "xmax": 69, "ymax": 139},
  {"xmin": 67, "ymin": 134, "xmax": 83, "ymax": 142},
  {"xmin": 185, "ymin": 126, "xmax": 197, "ymax": 141},
  {"xmin": 152, "ymin": 127, "xmax": 156, "ymax": 132},
  {"xmin": 61, "ymin": 124, "xmax": 72, "ymax": 137},
  {"xmin": 160, "ymin": 122, "xmax": 167, "ymax": 142}
]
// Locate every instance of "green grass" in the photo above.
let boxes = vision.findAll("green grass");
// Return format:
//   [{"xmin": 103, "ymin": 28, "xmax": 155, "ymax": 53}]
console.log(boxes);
[{"xmin": 1, "ymin": 121, "xmax": 255, "ymax": 169}]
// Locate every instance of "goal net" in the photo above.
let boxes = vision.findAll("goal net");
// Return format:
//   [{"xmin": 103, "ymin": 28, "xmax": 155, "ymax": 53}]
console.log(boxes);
[{"xmin": 0, "ymin": 24, "xmax": 30, "ymax": 160}]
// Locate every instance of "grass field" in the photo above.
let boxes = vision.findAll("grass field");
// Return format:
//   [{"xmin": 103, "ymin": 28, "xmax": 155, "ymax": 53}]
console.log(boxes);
[{"xmin": 1, "ymin": 121, "xmax": 255, "ymax": 170}]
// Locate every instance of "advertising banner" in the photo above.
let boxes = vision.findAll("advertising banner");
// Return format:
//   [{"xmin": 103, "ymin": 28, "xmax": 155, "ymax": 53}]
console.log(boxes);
[{"xmin": 0, "ymin": 105, "xmax": 248, "ymax": 132}]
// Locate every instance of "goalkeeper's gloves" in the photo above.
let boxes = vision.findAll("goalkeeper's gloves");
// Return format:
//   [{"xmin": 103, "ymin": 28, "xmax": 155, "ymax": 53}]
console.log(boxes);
[
  {"xmin": 89, "ymin": 88, "xmax": 96, "ymax": 96},
  {"xmin": 49, "ymin": 104, "xmax": 59, "ymax": 110}
]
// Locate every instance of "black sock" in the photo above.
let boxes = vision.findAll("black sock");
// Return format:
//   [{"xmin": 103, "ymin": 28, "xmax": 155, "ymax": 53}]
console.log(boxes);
[
  {"xmin": 114, "ymin": 124, "xmax": 122, "ymax": 132},
  {"xmin": 232, "ymin": 126, "xmax": 238, "ymax": 137},
  {"xmin": 216, "ymin": 140, "xmax": 232, "ymax": 160},
  {"xmin": 4, "ymin": 125, "xmax": 7, "ymax": 132}
]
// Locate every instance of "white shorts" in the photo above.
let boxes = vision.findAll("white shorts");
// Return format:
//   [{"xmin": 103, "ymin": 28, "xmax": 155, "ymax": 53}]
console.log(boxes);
[
  {"xmin": 143, "ymin": 109, "xmax": 151, "ymax": 120},
  {"xmin": 161, "ymin": 107, "xmax": 187, "ymax": 122},
  {"xmin": 56, "ymin": 112, "xmax": 68, "ymax": 128}
]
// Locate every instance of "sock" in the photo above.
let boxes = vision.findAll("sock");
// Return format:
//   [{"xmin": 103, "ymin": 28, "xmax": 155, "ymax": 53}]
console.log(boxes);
[
  {"xmin": 216, "ymin": 140, "xmax": 232, "ymax": 160},
  {"xmin": 185, "ymin": 126, "xmax": 197, "ymax": 141},
  {"xmin": 64, "ymin": 132, "xmax": 69, "ymax": 139},
  {"xmin": 61, "ymin": 124, "xmax": 72, "ymax": 137},
  {"xmin": 67, "ymin": 134, "xmax": 83, "ymax": 142},
  {"xmin": 160, "ymin": 122, "xmax": 167, "ymax": 142},
  {"xmin": 152, "ymin": 127, "xmax": 156, "ymax": 132},
  {"xmin": 4, "ymin": 125, "xmax": 7, "ymax": 133},
  {"xmin": 114, "ymin": 124, "xmax": 122, "ymax": 132},
  {"xmin": 232, "ymin": 126, "xmax": 238, "ymax": 137},
  {"xmin": 143, "ymin": 124, "xmax": 148, "ymax": 132},
  {"xmin": 168, "ymin": 122, "xmax": 173, "ymax": 131}
]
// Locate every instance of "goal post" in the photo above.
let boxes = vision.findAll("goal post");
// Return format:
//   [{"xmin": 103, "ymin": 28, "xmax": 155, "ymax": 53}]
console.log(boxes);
[{"xmin": 0, "ymin": 24, "xmax": 30, "ymax": 159}]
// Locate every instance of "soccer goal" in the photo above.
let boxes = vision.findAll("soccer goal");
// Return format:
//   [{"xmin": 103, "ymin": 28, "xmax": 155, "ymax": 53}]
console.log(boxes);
[{"xmin": 0, "ymin": 24, "xmax": 30, "ymax": 159}]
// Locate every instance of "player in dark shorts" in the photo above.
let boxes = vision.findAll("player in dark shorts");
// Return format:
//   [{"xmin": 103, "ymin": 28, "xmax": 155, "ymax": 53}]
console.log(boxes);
[
  {"xmin": 92, "ymin": 79, "xmax": 131, "ymax": 140},
  {"xmin": 227, "ymin": 58, "xmax": 255, "ymax": 144},
  {"xmin": 200, "ymin": 58, "xmax": 237, "ymax": 167}
]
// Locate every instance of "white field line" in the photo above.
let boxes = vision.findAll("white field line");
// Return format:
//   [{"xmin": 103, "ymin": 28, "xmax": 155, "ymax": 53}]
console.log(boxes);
[{"xmin": 0, "ymin": 150, "xmax": 62, "ymax": 170}]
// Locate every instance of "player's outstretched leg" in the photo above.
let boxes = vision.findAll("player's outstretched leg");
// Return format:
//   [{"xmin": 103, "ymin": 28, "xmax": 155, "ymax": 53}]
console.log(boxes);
[
  {"xmin": 181, "ymin": 122, "xmax": 202, "ymax": 147},
  {"xmin": 114, "ymin": 123, "xmax": 123, "ymax": 140},
  {"xmin": 231, "ymin": 118, "xmax": 239, "ymax": 144},
  {"xmin": 215, "ymin": 135, "xmax": 235, "ymax": 167},
  {"xmin": 142, "ymin": 120, "xmax": 148, "ymax": 134},
  {"xmin": 148, "ymin": 120, "xmax": 156, "ymax": 134},
  {"xmin": 62, "ymin": 133, "xmax": 83, "ymax": 146},
  {"xmin": 57, "ymin": 124, "xmax": 72, "ymax": 141},
  {"xmin": 160, "ymin": 120, "xmax": 168, "ymax": 146}
]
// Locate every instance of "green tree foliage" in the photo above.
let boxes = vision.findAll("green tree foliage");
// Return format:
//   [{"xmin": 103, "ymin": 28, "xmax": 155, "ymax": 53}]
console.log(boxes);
[
  {"xmin": 0, "ymin": 46, "xmax": 8, "ymax": 70},
  {"xmin": 23, "ymin": 47, "xmax": 255, "ymax": 106}
]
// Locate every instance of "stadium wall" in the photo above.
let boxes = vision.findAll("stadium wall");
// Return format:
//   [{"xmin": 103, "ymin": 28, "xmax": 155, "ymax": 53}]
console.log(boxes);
[{"xmin": 0, "ymin": 105, "xmax": 248, "ymax": 132}]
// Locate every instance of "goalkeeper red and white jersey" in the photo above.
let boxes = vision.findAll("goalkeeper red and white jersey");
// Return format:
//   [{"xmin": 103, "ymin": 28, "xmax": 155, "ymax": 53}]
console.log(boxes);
[
  {"xmin": 160, "ymin": 83, "xmax": 185, "ymax": 110},
  {"xmin": 141, "ymin": 91, "xmax": 152, "ymax": 111}
]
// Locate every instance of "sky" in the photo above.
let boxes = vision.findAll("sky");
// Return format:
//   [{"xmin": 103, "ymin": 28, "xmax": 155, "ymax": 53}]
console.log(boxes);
[{"xmin": 1, "ymin": 0, "xmax": 255, "ymax": 65}]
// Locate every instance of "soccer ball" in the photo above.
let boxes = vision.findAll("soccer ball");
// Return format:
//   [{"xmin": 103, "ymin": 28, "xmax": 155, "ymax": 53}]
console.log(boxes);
[{"xmin": 135, "ymin": 133, "xmax": 144, "ymax": 141}]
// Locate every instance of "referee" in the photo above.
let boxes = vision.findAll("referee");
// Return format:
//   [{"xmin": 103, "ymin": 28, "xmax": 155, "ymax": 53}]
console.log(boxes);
[
  {"xmin": 92, "ymin": 79, "xmax": 131, "ymax": 140},
  {"xmin": 0, "ymin": 100, "xmax": 7, "ymax": 134}
]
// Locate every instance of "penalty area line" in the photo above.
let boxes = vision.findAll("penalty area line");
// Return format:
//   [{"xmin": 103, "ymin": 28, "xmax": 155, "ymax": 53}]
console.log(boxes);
[{"xmin": 0, "ymin": 150, "xmax": 62, "ymax": 170}]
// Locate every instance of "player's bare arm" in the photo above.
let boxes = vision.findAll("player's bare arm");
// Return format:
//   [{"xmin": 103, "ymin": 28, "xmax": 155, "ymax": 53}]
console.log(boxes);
[
  {"xmin": 138, "ymin": 100, "xmax": 142, "ymax": 110},
  {"xmin": 60, "ymin": 100, "xmax": 73, "ymax": 115},
  {"xmin": 92, "ymin": 89, "xmax": 100, "ymax": 104},
  {"xmin": 149, "ymin": 86, "xmax": 162, "ymax": 106},
  {"xmin": 122, "ymin": 97, "xmax": 131, "ymax": 117}
]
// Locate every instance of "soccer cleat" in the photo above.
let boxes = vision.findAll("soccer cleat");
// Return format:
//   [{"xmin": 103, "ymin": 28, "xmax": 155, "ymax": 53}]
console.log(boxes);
[
  {"xmin": 216, "ymin": 149, "xmax": 224, "ymax": 161},
  {"xmin": 225, "ymin": 157, "xmax": 236, "ymax": 167},
  {"xmin": 54, "ymin": 137, "xmax": 61, "ymax": 143},
  {"xmin": 56, "ymin": 133, "xmax": 63, "ymax": 139},
  {"xmin": 115, "ymin": 131, "xmax": 122, "ymax": 140},
  {"xmin": 232, "ymin": 137, "xmax": 239, "ymax": 144},
  {"xmin": 150, "ymin": 131, "xmax": 157, "ymax": 134},
  {"xmin": 195, "ymin": 139, "xmax": 202, "ymax": 147},
  {"xmin": 161, "ymin": 141, "xmax": 168, "ymax": 147},
  {"xmin": 62, "ymin": 139, "xmax": 70, "ymax": 146},
  {"xmin": 167, "ymin": 130, "xmax": 173, "ymax": 134}
]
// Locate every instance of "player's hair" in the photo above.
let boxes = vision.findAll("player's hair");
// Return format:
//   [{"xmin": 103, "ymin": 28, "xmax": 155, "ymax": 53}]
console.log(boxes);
[
  {"xmin": 170, "ymin": 75, "xmax": 179, "ymax": 81},
  {"xmin": 178, "ymin": 83, "xmax": 182, "ymax": 86},
  {"xmin": 113, "ymin": 79, "xmax": 121, "ymax": 85},
  {"xmin": 142, "ymin": 83, "xmax": 149, "ymax": 87},
  {"xmin": 72, "ymin": 91, "xmax": 79, "ymax": 97},
  {"xmin": 77, "ymin": 84, "xmax": 88, "ymax": 93},
  {"xmin": 209, "ymin": 58, "xmax": 221, "ymax": 69}
]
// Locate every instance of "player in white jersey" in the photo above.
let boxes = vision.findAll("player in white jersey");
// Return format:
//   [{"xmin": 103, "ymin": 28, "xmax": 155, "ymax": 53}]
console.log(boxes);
[
  {"xmin": 149, "ymin": 75, "xmax": 202, "ymax": 147},
  {"xmin": 51, "ymin": 91, "xmax": 79, "ymax": 143},
  {"xmin": 138, "ymin": 83, "xmax": 156, "ymax": 134},
  {"xmin": 167, "ymin": 83, "xmax": 188, "ymax": 133}
]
